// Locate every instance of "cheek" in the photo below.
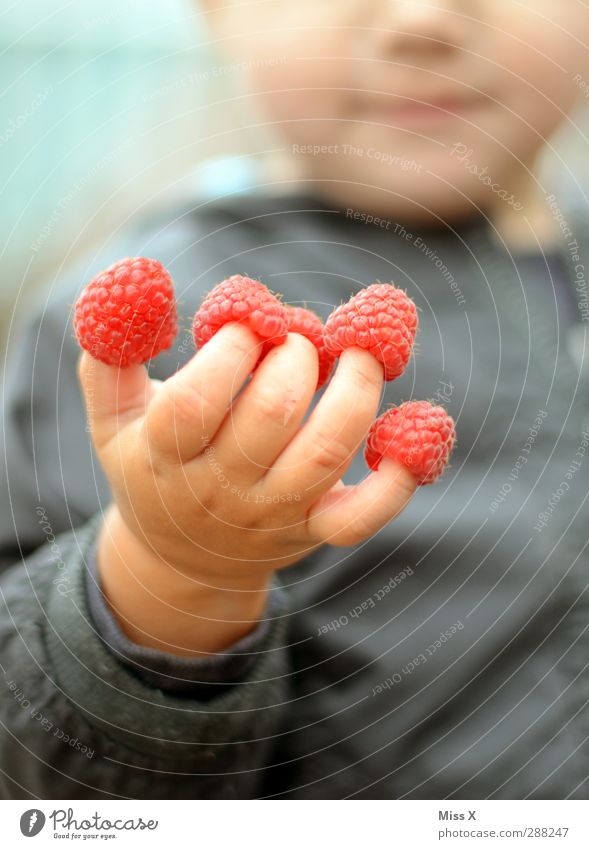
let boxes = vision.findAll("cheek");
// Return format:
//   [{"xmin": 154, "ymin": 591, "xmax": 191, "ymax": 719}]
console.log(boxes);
[
  {"xmin": 486, "ymin": 10, "xmax": 589, "ymax": 140},
  {"xmin": 503, "ymin": 53, "xmax": 579, "ymax": 133},
  {"xmin": 435, "ymin": 16, "xmax": 589, "ymax": 177},
  {"xmin": 247, "ymin": 48, "xmax": 350, "ymax": 132}
]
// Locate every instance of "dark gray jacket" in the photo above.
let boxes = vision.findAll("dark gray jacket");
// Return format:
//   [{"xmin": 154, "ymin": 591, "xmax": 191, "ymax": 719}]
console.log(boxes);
[{"xmin": 1, "ymin": 191, "xmax": 589, "ymax": 799}]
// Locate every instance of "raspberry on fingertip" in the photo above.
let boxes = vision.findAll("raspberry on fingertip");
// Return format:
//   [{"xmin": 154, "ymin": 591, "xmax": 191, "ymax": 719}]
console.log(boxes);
[
  {"xmin": 324, "ymin": 283, "xmax": 418, "ymax": 381},
  {"xmin": 74, "ymin": 257, "xmax": 178, "ymax": 368},
  {"xmin": 260, "ymin": 304, "xmax": 336, "ymax": 389},
  {"xmin": 365, "ymin": 400, "xmax": 456, "ymax": 485},
  {"xmin": 192, "ymin": 275, "xmax": 289, "ymax": 351}
]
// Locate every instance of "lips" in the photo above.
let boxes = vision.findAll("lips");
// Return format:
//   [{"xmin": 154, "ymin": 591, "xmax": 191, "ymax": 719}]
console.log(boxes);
[{"xmin": 367, "ymin": 92, "xmax": 486, "ymax": 126}]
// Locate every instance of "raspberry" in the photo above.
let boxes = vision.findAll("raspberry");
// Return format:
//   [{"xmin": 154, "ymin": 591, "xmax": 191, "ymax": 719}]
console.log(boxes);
[
  {"xmin": 365, "ymin": 400, "xmax": 456, "ymax": 485},
  {"xmin": 324, "ymin": 283, "xmax": 418, "ymax": 380},
  {"xmin": 260, "ymin": 305, "xmax": 336, "ymax": 389},
  {"xmin": 74, "ymin": 257, "xmax": 177, "ymax": 368},
  {"xmin": 193, "ymin": 275, "xmax": 289, "ymax": 351}
]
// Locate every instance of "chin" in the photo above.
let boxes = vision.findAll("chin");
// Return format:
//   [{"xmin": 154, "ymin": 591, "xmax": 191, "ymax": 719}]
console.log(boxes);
[{"xmin": 320, "ymin": 178, "xmax": 492, "ymax": 229}]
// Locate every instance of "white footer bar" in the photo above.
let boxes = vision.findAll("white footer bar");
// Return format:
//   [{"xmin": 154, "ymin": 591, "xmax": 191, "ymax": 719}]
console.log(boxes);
[{"xmin": 1, "ymin": 799, "xmax": 587, "ymax": 848}]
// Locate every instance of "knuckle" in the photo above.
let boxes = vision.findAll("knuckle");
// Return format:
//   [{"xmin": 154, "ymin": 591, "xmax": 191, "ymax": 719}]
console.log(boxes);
[
  {"xmin": 168, "ymin": 381, "xmax": 213, "ymax": 426},
  {"xmin": 252, "ymin": 383, "xmax": 290, "ymax": 427},
  {"xmin": 332, "ymin": 516, "xmax": 375, "ymax": 548},
  {"xmin": 146, "ymin": 380, "xmax": 214, "ymax": 454},
  {"xmin": 192, "ymin": 483, "xmax": 217, "ymax": 516},
  {"xmin": 309, "ymin": 427, "xmax": 353, "ymax": 472},
  {"xmin": 333, "ymin": 530, "xmax": 363, "ymax": 548},
  {"xmin": 132, "ymin": 429, "xmax": 166, "ymax": 480},
  {"xmin": 347, "ymin": 511, "xmax": 377, "ymax": 544}
]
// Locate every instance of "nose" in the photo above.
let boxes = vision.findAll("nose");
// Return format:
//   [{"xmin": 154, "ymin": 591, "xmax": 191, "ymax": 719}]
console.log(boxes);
[{"xmin": 366, "ymin": 0, "xmax": 473, "ymax": 59}]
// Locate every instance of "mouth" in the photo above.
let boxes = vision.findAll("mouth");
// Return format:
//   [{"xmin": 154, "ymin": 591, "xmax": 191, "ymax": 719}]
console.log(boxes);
[{"xmin": 367, "ymin": 95, "xmax": 486, "ymax": 128}]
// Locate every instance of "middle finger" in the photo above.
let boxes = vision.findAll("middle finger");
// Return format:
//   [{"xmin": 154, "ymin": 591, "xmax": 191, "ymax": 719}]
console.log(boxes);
[
  {"xmin": 208, "ymin": 332, "xmax": 319, "ymax": 483},
  {"xmin": 264, "ymin": 347, "xmax": 384, "ymax": 499}
]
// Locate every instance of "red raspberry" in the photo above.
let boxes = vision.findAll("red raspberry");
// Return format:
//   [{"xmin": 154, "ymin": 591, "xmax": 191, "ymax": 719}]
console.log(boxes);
[
  {"xmin": 365, "ymin": 400, "xmax": 456, "ymax": 485},
  {"xmin": 260, "ymin": 305, "xmax": 336, "ymax": 389},
  {"xmin": 192, "ymin": 275, "xmax": 288, "ymax": 351},
  {"xmin": 74, "ymin": 257, "xmax": 177, "ymax": 368},
  {"xmin": 324, "ymin": 283, "xmax": 418, "ymax": 380}
]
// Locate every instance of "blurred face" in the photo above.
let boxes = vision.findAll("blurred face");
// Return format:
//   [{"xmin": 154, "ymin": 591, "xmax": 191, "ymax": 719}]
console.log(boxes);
[{"xmin": 205, "ymin": 0, "xmax": 589, "ymax": 225}]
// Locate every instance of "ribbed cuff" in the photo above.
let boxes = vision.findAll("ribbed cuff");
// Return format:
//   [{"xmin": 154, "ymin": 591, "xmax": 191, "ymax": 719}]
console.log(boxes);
[
  {"xmin": 84, "ymin": 534, "xmax": 284, "ymax": 698},
  {"xmin": 43, "ymin": 514, "xmax": 290, "ymax": 761}
]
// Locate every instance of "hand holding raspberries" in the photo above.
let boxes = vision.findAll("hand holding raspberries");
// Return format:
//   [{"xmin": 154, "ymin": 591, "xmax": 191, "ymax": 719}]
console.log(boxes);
[
  {"xmin": 74, "ymin": 261, "xmax": 454, "ymax": 652},
  {"xmin": 75, "ymin": 262, "xmax": 455, "ymax": 488}
]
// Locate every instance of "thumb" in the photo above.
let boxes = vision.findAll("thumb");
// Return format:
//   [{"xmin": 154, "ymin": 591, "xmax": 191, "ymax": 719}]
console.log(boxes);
[{"xmin": 77, "ymin": 351, "xmax": 155, "ymax": 449}]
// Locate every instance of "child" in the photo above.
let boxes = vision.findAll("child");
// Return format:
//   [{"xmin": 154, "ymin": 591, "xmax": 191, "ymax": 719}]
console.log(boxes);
[{"xmin": 1, "ymin": 0, "xmax": 589, "ymax": 799}]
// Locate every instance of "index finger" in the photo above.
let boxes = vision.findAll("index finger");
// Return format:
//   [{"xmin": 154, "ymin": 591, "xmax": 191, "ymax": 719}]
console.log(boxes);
[{"xmin": 144, "ymin": 322, "xmax": 262, "ymax": 464}]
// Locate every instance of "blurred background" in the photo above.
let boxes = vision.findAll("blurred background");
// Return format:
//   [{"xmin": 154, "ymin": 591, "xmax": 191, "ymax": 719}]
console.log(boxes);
[
  {"xmin": 2, "ymin": 0, "xmax": 589, "ymax": 356},
  {"xmin": 0, "ymin": 0, "xmax": 268, "ymax": 354}
]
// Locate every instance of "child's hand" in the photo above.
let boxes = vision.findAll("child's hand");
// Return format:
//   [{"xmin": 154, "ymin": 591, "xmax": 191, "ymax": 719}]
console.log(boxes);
[{"xmin": 78, "ymin": 323, "xmax": 416, "ymax": 653}]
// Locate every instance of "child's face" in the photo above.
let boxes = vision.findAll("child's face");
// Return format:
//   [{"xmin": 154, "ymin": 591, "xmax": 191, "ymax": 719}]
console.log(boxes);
[{"xmin": 207, "ymin": 1, "xmax": 589, "ymax": 223}]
